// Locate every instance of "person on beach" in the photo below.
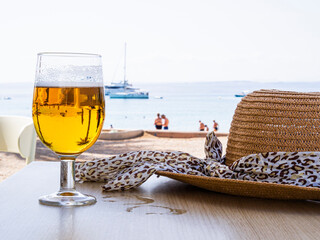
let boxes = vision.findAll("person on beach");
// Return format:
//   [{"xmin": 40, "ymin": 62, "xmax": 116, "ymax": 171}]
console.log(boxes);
[
  {"xmin": 204, "ymin": 125, "xmax": 209, "ymax": 131},
  {"xmin": 199, "ymin": 121, "xmax": 205, "ymax": 131},
  {"xmin": 213, "ymin": 120, "xmax": 219, "ymax": 132},
  {"xmin": 154, "ymin": 113, "xmax": 163, "ymax": 130},
  {"xmin": 161, "ymin": 114, "xmax": 169, "ymax": 130}
]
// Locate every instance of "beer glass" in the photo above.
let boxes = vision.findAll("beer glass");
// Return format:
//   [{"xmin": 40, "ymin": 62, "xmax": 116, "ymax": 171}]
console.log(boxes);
[{"xmin": 32, "ymin": 53, "xmax": 105, "ymax": 206}]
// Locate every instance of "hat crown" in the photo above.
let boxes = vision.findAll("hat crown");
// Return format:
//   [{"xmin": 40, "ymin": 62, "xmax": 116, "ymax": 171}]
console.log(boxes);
[{"xmin": 225, "ymin": 89, "xmax": 320, "ymax": 165}]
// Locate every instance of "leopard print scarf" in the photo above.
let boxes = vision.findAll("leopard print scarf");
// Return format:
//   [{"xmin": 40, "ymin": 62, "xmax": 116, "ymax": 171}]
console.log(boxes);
[{"xmin": 75, "ymin": 132, "xmax": 320, "ymax": 191}]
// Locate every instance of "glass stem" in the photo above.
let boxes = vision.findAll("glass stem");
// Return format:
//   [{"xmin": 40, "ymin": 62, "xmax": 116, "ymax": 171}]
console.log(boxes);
[{"xmin": 59, "ymin": 156, "xmax": 77, "ymax": 192}]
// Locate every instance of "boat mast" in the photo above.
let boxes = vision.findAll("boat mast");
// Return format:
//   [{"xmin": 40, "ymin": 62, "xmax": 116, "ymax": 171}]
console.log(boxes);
[{"xmin": 124, "ymin": 42, "xmax": 127, "ymax": 83}]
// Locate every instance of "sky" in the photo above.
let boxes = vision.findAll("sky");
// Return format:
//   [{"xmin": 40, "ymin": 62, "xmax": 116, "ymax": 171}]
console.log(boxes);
[{"xmin": 0, "ymin": 0, "xmax": 319, "ymax": 84}]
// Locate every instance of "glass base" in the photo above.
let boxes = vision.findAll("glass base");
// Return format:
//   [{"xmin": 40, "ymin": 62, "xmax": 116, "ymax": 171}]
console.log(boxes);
[{"xmin": 39, "ymin": 190, "xmax": 96, "ymax": 206}]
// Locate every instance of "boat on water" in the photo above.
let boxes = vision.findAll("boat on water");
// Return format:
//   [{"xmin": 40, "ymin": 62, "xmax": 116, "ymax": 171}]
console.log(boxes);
[
  {"xmin": 105, "ymin": 43, "xmax": 149, "ymax": 99},
  {"xmin": 235, "ymin": 90, "xmax": 250, "ymax": 97},
  {"xmin": 1, "ymin": 96, "xmax": 11, "ymax": 100},
  {"xmin": 104, "ymin": 80, "xmax": 136, "ymax": 95},
  {"xmin": 110, "ymin": 90, "xmax": 149, "ymax": 99}
]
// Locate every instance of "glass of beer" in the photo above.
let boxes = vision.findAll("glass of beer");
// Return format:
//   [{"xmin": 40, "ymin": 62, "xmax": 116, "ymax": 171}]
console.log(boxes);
[{"xmin": 32, "ymin": 53, "xmax": 105, "ymax": 206}]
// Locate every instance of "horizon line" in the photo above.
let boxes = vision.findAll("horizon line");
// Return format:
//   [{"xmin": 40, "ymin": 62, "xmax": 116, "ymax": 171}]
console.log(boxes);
[{"xmin": 1, "ymin": 79, "xmax": 320, "ymax": 85}]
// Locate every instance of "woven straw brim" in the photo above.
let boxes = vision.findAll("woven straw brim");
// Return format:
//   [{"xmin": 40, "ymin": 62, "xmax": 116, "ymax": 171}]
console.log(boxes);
[{"xmin": 156, "ymin": 171, "xmax": 320, "ymax": 200}]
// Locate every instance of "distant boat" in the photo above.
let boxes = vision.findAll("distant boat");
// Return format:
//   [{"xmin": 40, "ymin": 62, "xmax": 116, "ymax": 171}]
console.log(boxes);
[
  {"xmin": 104, "ymin": 79, "xmax": 139, "ymax": 95},
  {"xmin": 110, "ymin": 90, "xmax": 149, "ymax": 99},
  {"xmin": 105, "ymin": 43, "xmax": 149, "ymax": 99},
  {"xmin": 235, "ymin": 90, "xmax": 250, "ymax": 97}
]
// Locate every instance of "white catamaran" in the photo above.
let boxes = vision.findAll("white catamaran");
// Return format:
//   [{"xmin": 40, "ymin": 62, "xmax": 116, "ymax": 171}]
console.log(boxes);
[{"xmin": 105, "ymin": 43, "xmax": 149, "ymax": 99}]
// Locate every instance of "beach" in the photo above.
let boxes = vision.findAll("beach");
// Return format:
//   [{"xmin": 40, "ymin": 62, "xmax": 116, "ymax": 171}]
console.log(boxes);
[{"xmin": 0, "ymin": 132, "xmax": 227, "ymax": 182}]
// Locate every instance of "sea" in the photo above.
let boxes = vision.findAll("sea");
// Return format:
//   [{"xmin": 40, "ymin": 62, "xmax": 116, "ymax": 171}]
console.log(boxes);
[{"xmin": 1, "ymin": 81, "xmax": 320, "ymax": 133}]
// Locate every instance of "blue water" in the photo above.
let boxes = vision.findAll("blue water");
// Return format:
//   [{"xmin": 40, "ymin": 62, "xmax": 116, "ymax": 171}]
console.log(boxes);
[{"xmin": 1, "ymin": 81, "xmax": 320, "ymax": 132}]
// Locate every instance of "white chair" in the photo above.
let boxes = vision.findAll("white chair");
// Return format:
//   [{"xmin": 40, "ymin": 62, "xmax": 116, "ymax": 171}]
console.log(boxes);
[{"xmin": 0, "ymin": 116, "xmax": 37, "ymax": 164}]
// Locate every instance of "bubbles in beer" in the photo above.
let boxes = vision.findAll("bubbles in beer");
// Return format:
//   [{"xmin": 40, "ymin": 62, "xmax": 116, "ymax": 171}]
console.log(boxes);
[{"xmin": 32, "ymin": 86, "xmax": 105, "ymax": 155}]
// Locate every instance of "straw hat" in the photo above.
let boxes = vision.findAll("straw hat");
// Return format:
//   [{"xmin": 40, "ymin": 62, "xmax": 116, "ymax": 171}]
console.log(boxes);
[
  {"xmin": 226, "ymin": 89, "xmax": 320, "ymax": 165},
  {"xmin": 157, "ymin": 90, "xmax": 320, "ymax": 200}
]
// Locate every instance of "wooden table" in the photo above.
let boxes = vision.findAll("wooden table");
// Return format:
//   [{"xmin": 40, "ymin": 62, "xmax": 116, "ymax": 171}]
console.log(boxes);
[{"xmin": 1, "ymin": 162, "xmax": 320, "ymax": 240}]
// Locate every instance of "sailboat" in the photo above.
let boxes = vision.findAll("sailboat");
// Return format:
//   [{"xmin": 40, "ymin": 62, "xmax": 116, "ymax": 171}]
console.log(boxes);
[{"xmin": 105, "ymin": 43, "xmax": 149, "ymax": 99}]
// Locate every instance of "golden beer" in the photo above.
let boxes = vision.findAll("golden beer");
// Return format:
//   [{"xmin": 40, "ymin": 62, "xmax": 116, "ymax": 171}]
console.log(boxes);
[{"xmin": 32, "ymin": 86, "xmax": 105, "ymax": 155}]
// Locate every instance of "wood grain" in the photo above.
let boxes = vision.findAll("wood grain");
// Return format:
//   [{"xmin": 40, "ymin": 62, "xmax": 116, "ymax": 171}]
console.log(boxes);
[{"xmin": 0, "ymin": 162, "xmax": 320, "ymax": 240}]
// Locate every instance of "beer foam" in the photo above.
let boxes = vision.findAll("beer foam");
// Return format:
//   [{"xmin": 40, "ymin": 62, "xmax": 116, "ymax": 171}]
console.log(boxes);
[
  {"xmin": 35, "ymin": 81, "xmax": 103, "ymax": 87},
  {"xmin": 35, "ymin": 65, "xmax": 103, "ymax": 87}
]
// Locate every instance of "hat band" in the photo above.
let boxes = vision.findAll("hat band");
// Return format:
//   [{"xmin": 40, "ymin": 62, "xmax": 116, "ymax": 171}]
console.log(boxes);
[{"xmin": 74, "ymin": 132, "xmax": 320, "ymax": 191}]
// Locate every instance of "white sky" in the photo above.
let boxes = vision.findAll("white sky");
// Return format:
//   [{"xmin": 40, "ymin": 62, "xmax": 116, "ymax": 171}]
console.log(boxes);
[{"xmin": 0, "ymin": 0, "xmax": 319, "ymax": 84}]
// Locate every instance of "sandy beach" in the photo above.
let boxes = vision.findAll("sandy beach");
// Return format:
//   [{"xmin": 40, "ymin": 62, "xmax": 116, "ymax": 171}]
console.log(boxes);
[{"xmin": 0, "ymin": 132, "xmax": 227, "ymax": 182}]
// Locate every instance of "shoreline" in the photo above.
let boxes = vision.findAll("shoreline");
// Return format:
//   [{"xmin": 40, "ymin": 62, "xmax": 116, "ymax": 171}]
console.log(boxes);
[
  {"xmin": 145, "ymin": 130, "xmax": 228, "ymax": 138},
  {"xmin": 101, "ymin": 128, "xmax": 228, "ymax": 139}
]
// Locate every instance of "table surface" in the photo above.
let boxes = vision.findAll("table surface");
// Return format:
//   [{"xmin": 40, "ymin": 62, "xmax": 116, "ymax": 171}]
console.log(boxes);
[{"xmin": 1, "ymin": 162, "xmax": 320, "ymax": 240}]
